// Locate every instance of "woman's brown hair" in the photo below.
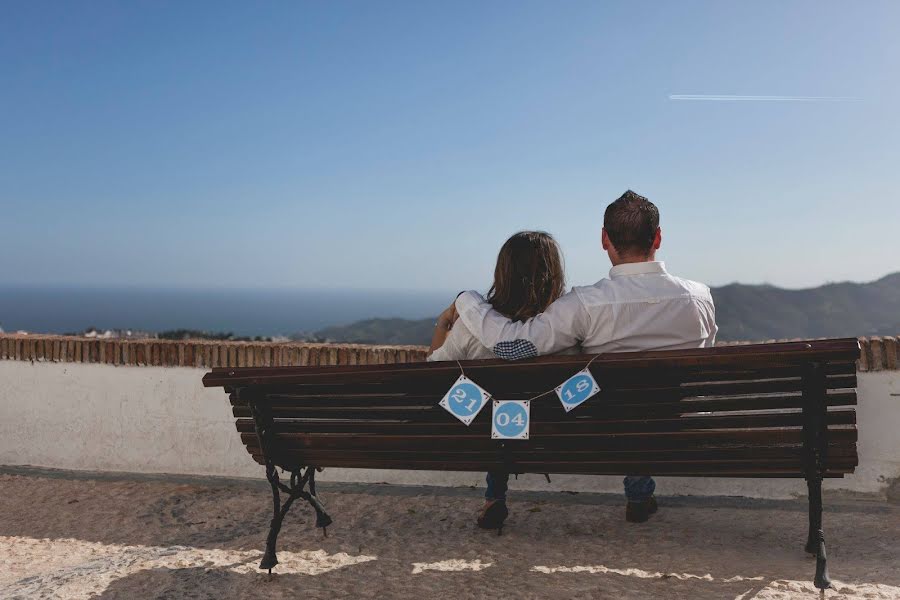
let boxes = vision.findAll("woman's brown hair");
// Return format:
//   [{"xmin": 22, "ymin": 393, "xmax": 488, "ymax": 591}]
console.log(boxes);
[{"xmin": 486, "ymin": 231, "xmax": 566, "ymax": 322}]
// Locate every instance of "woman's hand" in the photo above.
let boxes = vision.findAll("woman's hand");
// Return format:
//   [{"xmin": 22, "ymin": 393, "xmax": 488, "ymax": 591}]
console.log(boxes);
[
  {"xmin": 436, "ymin": 302, "xmax": 459, "ymax": 331},
  {"xmin": 428, "ymin": 300, "xmax": 461, "ymax": 355}
]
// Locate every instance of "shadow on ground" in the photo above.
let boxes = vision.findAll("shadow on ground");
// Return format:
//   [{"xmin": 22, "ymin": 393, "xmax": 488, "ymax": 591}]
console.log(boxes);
[{"xmin": 96, "ymin": 565, "xmax": 776, "ymax": 600}]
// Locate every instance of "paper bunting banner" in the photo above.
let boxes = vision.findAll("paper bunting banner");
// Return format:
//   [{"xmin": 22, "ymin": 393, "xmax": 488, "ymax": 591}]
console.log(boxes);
[{"xmin": 439, "ymin": 356, "xmax": 602, "ymax": 436}]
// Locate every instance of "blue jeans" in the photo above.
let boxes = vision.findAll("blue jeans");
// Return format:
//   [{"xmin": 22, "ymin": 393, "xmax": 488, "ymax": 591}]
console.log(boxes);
[
  {"xmin": 485, "ymin": 472, "xmax": 509, "ymax": 501},
  {"xmin": 487, "ymin": 473, "xmax": 654, "ymax": 502},
  {"xmin": 623, "ymin": 475, "xmax": 656, "ymax": 502}
]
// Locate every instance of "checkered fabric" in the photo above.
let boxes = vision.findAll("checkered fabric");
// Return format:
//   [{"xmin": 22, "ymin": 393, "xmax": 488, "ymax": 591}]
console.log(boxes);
[{"xmin": 492, "ymin": 339, "xmax": 539, "ymax": 361}]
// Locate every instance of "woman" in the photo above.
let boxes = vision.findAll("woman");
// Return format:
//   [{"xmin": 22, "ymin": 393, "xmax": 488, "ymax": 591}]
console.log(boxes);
[{"xmin": 427, "ymin": 230, "xmax": 567, "ymax": 532}]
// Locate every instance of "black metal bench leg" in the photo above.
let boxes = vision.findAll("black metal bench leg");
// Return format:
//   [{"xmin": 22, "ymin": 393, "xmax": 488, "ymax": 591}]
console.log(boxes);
[
  {"xmin": 805, "ymin": 475, "xmax": 832, "ymax": 594},
  {"xmin": 805, "ymin": 477, "xmax": 817, "ymax": 554},
  {"xmin": 259, "ymin": 465, "xmax": 333, "ymax": 573},
  {"xmin": 249, "ymin": 395, "xmax": 334, "ymax": 572},
  {"xmin": 802, "ymin": 362, "xmax": 832, "ymax": 596},
  {"xmin": 305, "ymin": 468, "xmax": 334, "ymax": 534},
  {"xmin": 260, "ymin": 464, "xmax": 292, "ymax": 572}
]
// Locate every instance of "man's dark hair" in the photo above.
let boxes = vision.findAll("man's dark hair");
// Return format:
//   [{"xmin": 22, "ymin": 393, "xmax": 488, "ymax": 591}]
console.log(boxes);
[{"xmin": 603, "ymin": 190, "xmax": 659, "ymax": 255}]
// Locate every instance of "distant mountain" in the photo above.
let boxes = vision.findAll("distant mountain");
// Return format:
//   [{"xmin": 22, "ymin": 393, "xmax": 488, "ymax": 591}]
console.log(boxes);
[
  {"xmin": 313, "ymin": 273, "xmax": 900, "ymax": 346},
  {"xmin": 712, "ymin": 272, "xmax": 900, "ymax": 341},
  {"xmin": 315, "ymin": 318, "xmax": 436, "ymax": 346}
]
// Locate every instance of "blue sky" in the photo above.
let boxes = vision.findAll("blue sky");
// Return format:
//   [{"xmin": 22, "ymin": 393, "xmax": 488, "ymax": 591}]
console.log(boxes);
[{"xmin": 2, "ymin": 1, "xmax": 898, "ymax": 292}]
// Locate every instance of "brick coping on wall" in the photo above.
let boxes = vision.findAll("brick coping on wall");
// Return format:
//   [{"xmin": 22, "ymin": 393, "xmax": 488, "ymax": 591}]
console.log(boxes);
[
  {"xmin": 0, "ymin": 333, "xmax": 897, "ymax": 371},
  {"xmin": 0, "ymin": 335, "xmax": 428, "ymax": 368}
]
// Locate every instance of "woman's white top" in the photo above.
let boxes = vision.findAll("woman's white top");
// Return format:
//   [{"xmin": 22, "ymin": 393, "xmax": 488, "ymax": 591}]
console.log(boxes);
[
  {"xmin": 427, "ymin": 318, "xmax": 580, "ymax": 362},
  {"xmin": 427, "ymin": 320, "xmax": 497, "ymax": 362}
]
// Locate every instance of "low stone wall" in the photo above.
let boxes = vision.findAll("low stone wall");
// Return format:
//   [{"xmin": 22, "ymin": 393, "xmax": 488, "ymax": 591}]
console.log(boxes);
[
  {"xmin": 716, "ymin": 336, "xmax": 899, "ymax": 372},
  {"xmin": 1, "ymin": 334, "xmax": 898, "ymax": 500},
  {"xmin": 0, "ymin": 334, "xmax": 429, "ymax": 368},
  {"xmin": 0, "ymin": 334, "xmax": 897, "ymax": 370}
]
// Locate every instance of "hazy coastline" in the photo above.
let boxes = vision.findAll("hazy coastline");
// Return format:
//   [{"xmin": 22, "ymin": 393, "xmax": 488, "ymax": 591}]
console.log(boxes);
[
  {"xmin": 2, "ymin": 272, "xmax": 898, "ymax": 343},
  {"xmin": 0, "ymin": 285, "xmax": 456, "ymax": 338}
]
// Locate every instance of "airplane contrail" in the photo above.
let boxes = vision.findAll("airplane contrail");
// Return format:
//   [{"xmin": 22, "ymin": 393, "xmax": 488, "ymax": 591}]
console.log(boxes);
[{"xmin": 668, "ymin": 94, "xmax": 859, "ymax": 102}]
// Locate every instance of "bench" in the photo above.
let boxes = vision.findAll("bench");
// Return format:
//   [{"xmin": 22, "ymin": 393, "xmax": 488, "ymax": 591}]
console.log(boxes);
[{"xmin": 202, "ymin": 338, "xmax": 860, "ymax": 591}]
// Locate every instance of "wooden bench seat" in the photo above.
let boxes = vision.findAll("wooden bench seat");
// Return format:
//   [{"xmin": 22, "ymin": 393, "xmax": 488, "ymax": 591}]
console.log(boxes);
[{"xmin": 203, "ymin": 337, "xmax": 860, "ymax": 590}]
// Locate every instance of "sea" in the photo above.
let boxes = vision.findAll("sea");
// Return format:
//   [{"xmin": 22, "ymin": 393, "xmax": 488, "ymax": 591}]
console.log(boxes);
[{"xmin": 0, "ymin": 286, "xmax": 456, "ymax": 337}]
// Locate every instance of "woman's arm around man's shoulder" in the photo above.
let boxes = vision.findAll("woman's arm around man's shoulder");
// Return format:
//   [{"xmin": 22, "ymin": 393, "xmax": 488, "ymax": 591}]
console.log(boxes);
[{"xmin": 453, "ymin": 288, "xmax": 589, "ymax": 360}]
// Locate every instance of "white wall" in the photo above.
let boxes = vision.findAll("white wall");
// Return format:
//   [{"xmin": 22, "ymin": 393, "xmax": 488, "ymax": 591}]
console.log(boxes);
[{"xmin": 1, "ymin": 361, "xmax": 897, "ymax": 500}]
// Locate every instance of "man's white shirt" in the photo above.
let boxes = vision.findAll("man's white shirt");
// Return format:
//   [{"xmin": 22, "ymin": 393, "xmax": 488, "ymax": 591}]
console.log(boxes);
[{"xmin": 454, "ymin": 261, "xmax": 718, "ymax": 360}]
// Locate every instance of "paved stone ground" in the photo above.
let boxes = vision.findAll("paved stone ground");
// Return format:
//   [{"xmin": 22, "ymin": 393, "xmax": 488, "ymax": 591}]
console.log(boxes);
[{"xmin": 1, "ymin": 468, "xmax": 898, "ymax": 599}]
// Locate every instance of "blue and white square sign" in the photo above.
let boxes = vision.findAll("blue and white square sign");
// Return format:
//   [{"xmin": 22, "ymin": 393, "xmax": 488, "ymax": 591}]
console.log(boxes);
[
  {"xmin": 555, "ymin": 368, "xmax": 601, "ymax": 412},
  {"xmin": 491, "ymin": 400, "xmax": 530, "ymax": 440},
  {"xmin": 439, "ymin": 374, "xmax": 491, "ymax": 425}
]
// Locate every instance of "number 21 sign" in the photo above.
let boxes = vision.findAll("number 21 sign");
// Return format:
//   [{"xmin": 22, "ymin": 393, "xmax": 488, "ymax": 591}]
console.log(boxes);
[{"xmin": 439, "ymin": 375, "xmax": 491, "ymax": 425}]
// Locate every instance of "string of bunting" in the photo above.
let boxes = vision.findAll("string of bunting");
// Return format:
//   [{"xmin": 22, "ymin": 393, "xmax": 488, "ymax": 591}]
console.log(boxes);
[{"xmin": 438, "ymin": 355, "xmax": 604, "ymax": 440}]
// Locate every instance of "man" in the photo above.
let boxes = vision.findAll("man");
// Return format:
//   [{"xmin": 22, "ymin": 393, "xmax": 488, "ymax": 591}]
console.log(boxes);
[{"xmin": 450, "ymin": 190, "xmax": 718, "ymax": 522}]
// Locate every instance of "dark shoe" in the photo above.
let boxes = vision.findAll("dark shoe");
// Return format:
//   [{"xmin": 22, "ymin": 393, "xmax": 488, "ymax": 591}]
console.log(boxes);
[
  {"xmin": 477, "ymin": 500, "xmax": 509, "ymax": 535},
  {"xmin": 626, "ymin": 496, "xmax": 657, "ymax": 523}
]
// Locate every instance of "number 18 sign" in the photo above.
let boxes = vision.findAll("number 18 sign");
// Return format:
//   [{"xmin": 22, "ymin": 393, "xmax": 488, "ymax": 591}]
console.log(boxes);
[
  {"xmin": 555, "ymin": 368, "xmax": 601, "ymax": 412},
  {"xmin": 439, "ymin": 375, "xmax": 491, "ymax": 425}
]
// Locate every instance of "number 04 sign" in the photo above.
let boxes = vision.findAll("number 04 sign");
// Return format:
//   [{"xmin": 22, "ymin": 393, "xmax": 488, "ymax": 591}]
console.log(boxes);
[{"xmin": 491, "ymin": 400, "xmax": 530, "ymax": 440}]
